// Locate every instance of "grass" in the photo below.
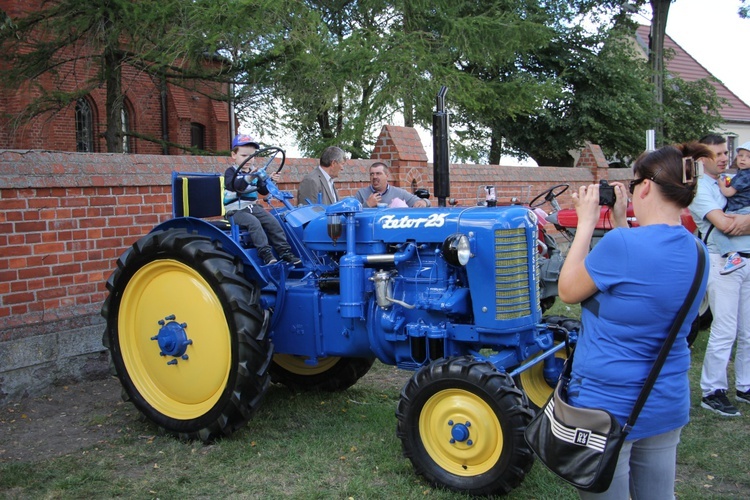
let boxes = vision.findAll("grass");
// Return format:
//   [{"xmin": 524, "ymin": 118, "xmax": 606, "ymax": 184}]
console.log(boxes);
[{"xmin": 1, "ymin": 301, "xmax": 748, "ymax": 499}]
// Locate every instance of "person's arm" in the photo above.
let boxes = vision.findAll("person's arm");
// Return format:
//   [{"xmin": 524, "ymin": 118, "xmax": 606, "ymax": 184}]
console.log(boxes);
[
  {"xmin": 407, "ymin": 194, "xmax": 428, "ymax": 208},
  {"xmin": 608, "ymin": 182, "xmax": 628, "ymax": 228},
  {"xmin": 558, "ymin": 184, "xmax": 600, "ymax": 304},
  {"xmin": 721, "ymin": 212, "xmax": 750, "ymax": 236},
  {"xmin": 224, "ymin": 166, "xmax": 256, "ymax": 194},
  {"xmin": 718, "ymin": 179, "xmax": 737, "ymax": 198},
  {"xmin": 393, "ymin": 187, "xmax": 428, "ymax": 208}
]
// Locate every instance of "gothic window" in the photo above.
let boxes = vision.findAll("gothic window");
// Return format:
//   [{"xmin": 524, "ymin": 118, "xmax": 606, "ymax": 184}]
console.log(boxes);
[
  {"xmin": 121, "ymin": 106, "xmax": 131, "ymax": 153},
  {"xmin": 75, "ymin": 98, "xmax": 94, "ymax": 152}
]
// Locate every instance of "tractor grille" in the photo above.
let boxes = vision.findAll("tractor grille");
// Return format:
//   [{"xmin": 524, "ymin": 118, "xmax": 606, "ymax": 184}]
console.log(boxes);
[{"xmin": 493, "ymin": 228, "xmax": 534, "ymax": 320}]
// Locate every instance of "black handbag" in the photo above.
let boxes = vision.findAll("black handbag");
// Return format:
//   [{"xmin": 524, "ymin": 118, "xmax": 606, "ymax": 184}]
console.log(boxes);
[{"xmin": 524, "ymin": 238, "xmax": 706, "ymax": 493}]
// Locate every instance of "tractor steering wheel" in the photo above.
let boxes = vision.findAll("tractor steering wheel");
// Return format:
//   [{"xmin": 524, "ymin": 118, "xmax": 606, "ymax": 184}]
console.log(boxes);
[
  {"xmin": 231, "ymin": 146, "xmax": 287, "ymax": 189},
  {"xmin": 529, "ymin": 184, "xmax": 569, "ymax": 208}
]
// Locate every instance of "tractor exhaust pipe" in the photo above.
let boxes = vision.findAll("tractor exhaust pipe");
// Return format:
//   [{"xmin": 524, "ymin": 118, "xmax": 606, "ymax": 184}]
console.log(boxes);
[{"xmin": 432, "ymin": 86, "xmax": 450, "ymax": 207}]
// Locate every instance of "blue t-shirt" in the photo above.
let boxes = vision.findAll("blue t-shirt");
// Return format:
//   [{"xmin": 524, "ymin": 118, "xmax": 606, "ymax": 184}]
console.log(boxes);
[
  {"xmin": 726, "ymin": 168, "xmax": 750, "ymax": 212},
  {"xmin": 567, "ymin": 225, "xmax": 708, "ymax": 441}
]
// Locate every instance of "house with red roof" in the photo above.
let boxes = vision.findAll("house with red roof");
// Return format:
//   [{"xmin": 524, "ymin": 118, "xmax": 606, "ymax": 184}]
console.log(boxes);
[{"xmin": 636, "ymin": 25, "xmax": 750, "ymax": 156}]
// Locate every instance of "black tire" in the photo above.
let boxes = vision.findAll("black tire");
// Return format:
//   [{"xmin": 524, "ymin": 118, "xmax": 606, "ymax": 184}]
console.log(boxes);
[
  {"xmin": 396, "ymin": 357, "xmax": 534, "ymax": 496},
  {"xmin": 540, "ymin": 296, "xmax": 556, "ymax": 313},
  {"xmin": 101, "ymin": 228, "xmax": 272, "ymax": 442},
  {"xmin": 269, "ymin": 355, "xmax": 374, "ymax": 392}
]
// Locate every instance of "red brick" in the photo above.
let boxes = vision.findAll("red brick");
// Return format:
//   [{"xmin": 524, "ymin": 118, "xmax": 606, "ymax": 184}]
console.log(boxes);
[
  {"xmin": 15, "ymin": 221, "xmax": 46, "ymax": 232},
  {"xmin": 4, "ymin": 291, "xmax": 35, "ymax": 304},
  {"xmin": 18, "ymin": 266, "xmax": 50, "ymax": 279},
  {"xmin": 33, "ymin": 242, "xmax": 66, "ymax": 254}
]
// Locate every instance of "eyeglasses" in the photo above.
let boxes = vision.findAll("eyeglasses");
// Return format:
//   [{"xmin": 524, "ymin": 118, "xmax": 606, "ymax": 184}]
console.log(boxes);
[
  {"xmin": 628, "ymin": 177, "xmax": 645, "ymax": 194},
  {"xmin": 629, "ymin": 168, "xmax": 663, "ymax": 195}
]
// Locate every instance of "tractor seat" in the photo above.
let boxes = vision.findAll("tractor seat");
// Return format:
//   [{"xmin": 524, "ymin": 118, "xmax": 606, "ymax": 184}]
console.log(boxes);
[{"xmin": 172, "ymin": 173, "xmax": 226, "ymax": 219}]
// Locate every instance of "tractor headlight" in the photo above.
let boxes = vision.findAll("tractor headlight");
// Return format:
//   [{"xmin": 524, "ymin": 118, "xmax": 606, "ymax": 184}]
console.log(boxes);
[{"xmin": 442, "ymin": 233, "xmax": 471, "ymax": 266}]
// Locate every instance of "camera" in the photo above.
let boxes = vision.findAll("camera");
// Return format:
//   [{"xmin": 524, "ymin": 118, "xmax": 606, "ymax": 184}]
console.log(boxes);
[{"xmin": 598, "ymin": 179, "xmax": 615, "ymax": 207}]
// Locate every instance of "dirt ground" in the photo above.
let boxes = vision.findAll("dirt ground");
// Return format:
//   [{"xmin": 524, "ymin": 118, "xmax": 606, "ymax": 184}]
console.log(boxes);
[
  {"xmin": 0, "ymin": 376, "xmax": 131, "ymax": 463},
  {"xmin": 0, "ymin": 365, "xmax": 412, "ymax": 464}
]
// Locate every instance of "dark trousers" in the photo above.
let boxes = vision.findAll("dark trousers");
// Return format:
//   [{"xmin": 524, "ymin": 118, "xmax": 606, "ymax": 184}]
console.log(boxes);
[{"xmin": 231, "ymin": 204, "xmax": 291, "ymax": 254}]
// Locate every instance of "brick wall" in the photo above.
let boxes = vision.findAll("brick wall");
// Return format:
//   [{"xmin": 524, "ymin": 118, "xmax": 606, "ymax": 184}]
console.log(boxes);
[
  {"xmin": 0, "ymin": 126, "xmax": 625, "ymax": 403},
  {"xmin": 0, "ymin": 0, "xmax": 232, "ymax": 155}
]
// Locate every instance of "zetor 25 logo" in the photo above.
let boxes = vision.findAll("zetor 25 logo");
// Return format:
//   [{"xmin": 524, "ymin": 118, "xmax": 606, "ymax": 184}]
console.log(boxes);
[{"xmin": 378, "ymin": 213, "xmax": 449, "ymax": 229}]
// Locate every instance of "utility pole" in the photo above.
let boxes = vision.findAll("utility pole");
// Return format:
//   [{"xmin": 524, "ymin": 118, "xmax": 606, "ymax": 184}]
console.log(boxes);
[{"xmin": 649, "ymin": 0, "xmax": 671, "ymax": 146}]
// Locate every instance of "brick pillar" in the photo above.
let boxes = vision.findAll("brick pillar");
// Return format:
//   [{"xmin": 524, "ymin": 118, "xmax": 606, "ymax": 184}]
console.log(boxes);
[
  {"xmin": 371, "ymin": 125, "xmax": 430, "ymax": 192},
  {"xmin": 574, "ymin": 142, "xmax": 609, "ymax": 181}
]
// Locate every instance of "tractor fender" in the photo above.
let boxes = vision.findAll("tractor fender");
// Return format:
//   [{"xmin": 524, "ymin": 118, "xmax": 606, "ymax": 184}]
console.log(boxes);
[{"xmin": 151, "ymin": 217, "xmax": 269, "ymax": 287}]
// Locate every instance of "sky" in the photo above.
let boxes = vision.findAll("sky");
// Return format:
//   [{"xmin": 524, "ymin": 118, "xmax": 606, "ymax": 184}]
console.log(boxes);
[{"xmin": 656, "ymin": 0, "xmax": 750, "ymax": 105}]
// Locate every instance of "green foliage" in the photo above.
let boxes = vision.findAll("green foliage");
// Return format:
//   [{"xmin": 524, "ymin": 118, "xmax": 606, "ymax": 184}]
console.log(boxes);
[
  {"xmin": 0, "ymin": 0, "xmax": 247, "ymax": 152},
  {"xmin": 662, "ymin": 75, "xmax": 726, "ymax": 145},
  {"xmin": 1, "ymin": 0, "xmax": 732, "ymax": 163}
]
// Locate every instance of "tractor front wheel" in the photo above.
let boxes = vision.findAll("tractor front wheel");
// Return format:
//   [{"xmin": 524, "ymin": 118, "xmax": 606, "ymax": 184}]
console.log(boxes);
[
  {"xmin": 396, "ymin": 357, "xmax": 534, "ymax": 496},
  {"xmin": 101, "ymin": 229, "xmax": 272, "ymax": 442},
  {"xmin": 269, "ymin": 355, "xmax": 374, "ymax": 392}
]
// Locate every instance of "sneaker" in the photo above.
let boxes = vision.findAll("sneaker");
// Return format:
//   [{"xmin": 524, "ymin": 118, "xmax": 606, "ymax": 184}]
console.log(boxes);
[
  {"xmin": 259, "ymin": 248, "xmax": 278, "ymax": 265},
  {"xmin": 737, "ymin": 389, "xmax": 750, "ymax": 405},
  {"xmin": 279, "ymin": 251, "xmax": 302, "ymax": 265},
  {"xmin": 720, "ymin": 252, "xmax": 745, "ymax": 275},
  {"xmin": 701, "ymin": 389, "xmax": 741, "ymax": 416}
]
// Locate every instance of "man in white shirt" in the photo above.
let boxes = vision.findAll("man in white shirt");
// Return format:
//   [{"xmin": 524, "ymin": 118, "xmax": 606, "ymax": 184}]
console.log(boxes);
[{"xmin": 689, "ymin": 134, "xmax": 750, "ymax": 416}]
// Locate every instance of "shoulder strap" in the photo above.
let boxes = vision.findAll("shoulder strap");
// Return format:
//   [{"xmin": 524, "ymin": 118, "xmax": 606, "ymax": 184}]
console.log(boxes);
[
  {"xmin": 702, "ymin": 225, "xmax": 714, "ymax": 244},
  {"xmin": 623, "ymin": 238, "xmax": 706, "ymax": 433}
]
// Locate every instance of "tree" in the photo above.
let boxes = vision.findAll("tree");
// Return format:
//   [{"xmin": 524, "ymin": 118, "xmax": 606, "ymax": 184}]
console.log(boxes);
[
  {"xmin": 0, "ymin": 0, "xmax": 244, "ymax": 153},
  {"xmin": 239, "ymin": 0, "xmax": 426, "ymax": 158},
  {"xmin": 241, "ymin": 0, "xmax": 564, "ymax": 159}
]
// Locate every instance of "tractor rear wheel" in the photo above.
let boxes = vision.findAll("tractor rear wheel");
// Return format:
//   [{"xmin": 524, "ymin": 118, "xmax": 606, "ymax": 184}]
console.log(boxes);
[
  {"xmin": 396, "ymin": 357, "xmax": 534, "ymax": 496},
  {"xmin": 102, "ymin": 229, "xmax": 272, "ymax": 442},
  {"xmin": 269, "ymin": 355, "xmax": 374, "ymax": 392}
]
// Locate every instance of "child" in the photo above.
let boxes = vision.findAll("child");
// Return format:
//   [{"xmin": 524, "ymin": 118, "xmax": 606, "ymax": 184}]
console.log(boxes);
[
  {"xmin": 715, "ymin": 141, "xmax": 750, "ymax": 274},
  {"xmin": 224, "ymin": 134, "xmax": 301, "ymax": 265}
]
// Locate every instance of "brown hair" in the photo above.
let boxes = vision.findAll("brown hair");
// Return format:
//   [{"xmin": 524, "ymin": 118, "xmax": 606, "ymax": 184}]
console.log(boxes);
[
  {"xmin": 370, "ymin": 162, "xmax": 390, "ymax": 174},
  {"xmin": 632, "ymin": 142, "xmax": 714, "ymax": 208}
]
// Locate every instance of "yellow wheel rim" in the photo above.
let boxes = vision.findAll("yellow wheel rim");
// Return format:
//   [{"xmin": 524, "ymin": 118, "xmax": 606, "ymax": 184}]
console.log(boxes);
[
  {"xmin": 118, "ymin": 259, "xmax": 232, "ymax": 420},
  {"xmin": 518, "ymin": 345, "xmax": 567, "ymax": 408},
  {"xmin": 419, "ymin": 388, "xmax": 503, "ymax": 476},
  {"xmin": 273, "ymin": 354, "xmax": 341, "ymax": 375}
]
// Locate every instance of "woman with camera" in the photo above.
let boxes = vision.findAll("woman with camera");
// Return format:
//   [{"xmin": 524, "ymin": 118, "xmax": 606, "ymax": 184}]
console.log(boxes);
[{"xmin": 557, "ymin": 143, "xmax": 712, "ymax": 499}]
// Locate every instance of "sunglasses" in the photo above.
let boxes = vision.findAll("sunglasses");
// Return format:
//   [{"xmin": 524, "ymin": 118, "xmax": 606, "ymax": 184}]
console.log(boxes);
[
  {"xmin": 629, "ymin": 168, "xmax": 662, "ymax": 194},
  {"xmin": 628, "ymin": 177, "xmax": 645, "ymax": 194}
]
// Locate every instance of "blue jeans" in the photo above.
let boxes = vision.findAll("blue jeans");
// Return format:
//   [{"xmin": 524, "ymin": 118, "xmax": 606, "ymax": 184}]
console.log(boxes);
[
  {"xmin": 578, "ymin": 428, "xmax": 682, "ymax": 500},
  {"xmin": 710, "ymin": 207, "xmax": 750, "ymax": 255},
  {"xmin": 231, "ymin": 204, "xmax": 291, "ymax": 254}
]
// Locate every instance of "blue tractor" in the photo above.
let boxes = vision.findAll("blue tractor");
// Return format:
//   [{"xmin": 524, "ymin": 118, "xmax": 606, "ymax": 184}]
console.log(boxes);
[{"xmin": 101, "ymin": 144, "xmax": 577, "ymax": 496}]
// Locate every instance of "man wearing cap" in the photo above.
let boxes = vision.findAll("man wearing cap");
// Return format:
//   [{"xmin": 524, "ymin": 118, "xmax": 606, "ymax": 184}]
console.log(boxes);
[
  {"xmin": 297, "ymin": 146, "xmax": 346, "ymax": 205},
  {"xmin": 355, "ymin": 162, "xmax": 430, "ymax": 208},
  {"xmin": 224, "ymin": 133, "xmax": 300, "ymax": 265},
  {"xmin": 689, "ymin": 134, "xmax": 750, "ymax": 417}
]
